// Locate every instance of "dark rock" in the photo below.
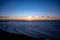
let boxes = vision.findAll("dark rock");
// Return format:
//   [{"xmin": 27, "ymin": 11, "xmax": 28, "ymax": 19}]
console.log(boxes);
[{"xmin": 0, "ymin": 29, "xmax": 33, "ymax": 40}]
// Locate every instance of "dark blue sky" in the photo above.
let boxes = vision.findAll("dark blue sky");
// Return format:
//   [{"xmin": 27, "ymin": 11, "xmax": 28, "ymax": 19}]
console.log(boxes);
[{"xmin": 0, "ymin": 0, "xmax": 60, "ymax": 17}]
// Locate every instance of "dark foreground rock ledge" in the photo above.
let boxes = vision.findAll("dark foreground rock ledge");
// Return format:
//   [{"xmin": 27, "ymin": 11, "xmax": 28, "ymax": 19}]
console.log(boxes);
[
  {"xmin": 0, "ymin": 29, "xmax": 33, "ymax": 40},
  {"xmin": 0, "ymin": 29, "xmax": 57, "ymax": 40}
]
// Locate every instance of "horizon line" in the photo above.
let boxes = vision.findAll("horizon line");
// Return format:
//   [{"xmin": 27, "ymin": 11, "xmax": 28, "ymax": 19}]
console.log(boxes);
[{"xmin": 0, "ymin": 16, "xmax": 60, "ymax": 20}]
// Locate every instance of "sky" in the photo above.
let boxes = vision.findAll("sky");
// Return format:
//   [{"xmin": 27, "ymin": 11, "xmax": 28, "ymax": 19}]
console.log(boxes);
[{"xmin": 0, "ymin": 0, "xmax": 60, "ymax": 17}]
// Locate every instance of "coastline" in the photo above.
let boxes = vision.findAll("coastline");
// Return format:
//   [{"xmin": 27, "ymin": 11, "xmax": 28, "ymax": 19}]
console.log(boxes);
[{"xmin": 0, "ymin": 20, "xmax": 60, "ymax": 22}]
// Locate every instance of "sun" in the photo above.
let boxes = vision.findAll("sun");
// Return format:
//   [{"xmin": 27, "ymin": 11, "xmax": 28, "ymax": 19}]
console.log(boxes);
[{"xmin": 27, "ymin": 16, "xmax": 32, "ymax": 21}]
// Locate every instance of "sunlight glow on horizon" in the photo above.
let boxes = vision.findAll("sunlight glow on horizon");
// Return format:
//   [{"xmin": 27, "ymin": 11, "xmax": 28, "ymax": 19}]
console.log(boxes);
[
  {"xmin": 0, "ymin": 16, "xmax": 60, "ymax": 20},
  {"xmin": 27, "ymin": 16, "xmax": 33, "ymax": 21}
]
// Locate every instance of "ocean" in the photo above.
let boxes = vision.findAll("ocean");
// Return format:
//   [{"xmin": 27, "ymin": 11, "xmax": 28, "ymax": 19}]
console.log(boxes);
[{"xmin": 0, "ymin": 21, "xmax": 60, "ymax": 40}]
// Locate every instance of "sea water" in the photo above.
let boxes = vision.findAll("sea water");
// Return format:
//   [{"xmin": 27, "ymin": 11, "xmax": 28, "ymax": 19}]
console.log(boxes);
[{"xmin": 0, "ymin": 21, "xmax": 60, "ymax": 39}]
